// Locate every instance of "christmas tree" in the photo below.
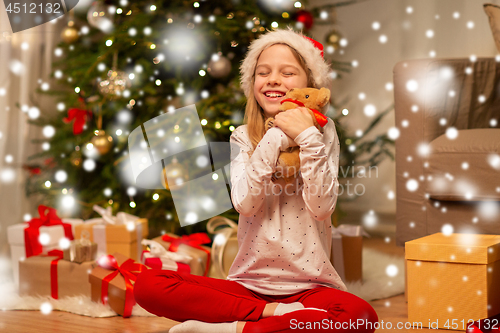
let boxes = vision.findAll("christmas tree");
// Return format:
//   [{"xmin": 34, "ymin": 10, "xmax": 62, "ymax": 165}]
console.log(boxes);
[{"xmin": 23, "ymin": 0, "xmax": 393, "ymax": 237}]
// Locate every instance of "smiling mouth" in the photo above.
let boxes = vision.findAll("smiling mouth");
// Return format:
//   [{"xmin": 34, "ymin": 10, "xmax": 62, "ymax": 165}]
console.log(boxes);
[{"xmin": 264, "ymin": 92, "xmax": 285, "ymax": 98}]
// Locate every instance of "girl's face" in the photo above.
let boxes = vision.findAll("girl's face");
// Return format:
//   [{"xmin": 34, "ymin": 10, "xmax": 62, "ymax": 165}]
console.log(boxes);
[{"xmin": 253, "ymin": 44, "xmax": 308, "ymax": 119}]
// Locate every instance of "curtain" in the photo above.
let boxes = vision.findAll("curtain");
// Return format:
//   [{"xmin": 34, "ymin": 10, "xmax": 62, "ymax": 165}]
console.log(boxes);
[{"xmin": 0, "ymin": 4, "xmax": 63, "ymax": 266}]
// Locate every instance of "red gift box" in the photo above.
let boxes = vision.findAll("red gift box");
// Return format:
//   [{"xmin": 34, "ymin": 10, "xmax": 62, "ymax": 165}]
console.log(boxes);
[{"xmin": 89, "ymin": 253, "xmax": 148, "ymax": 317}]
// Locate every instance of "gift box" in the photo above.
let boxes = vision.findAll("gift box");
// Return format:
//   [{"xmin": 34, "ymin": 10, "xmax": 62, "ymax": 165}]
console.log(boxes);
[
  {"xmin": 141, "ymin": 251, "xmax": 191, "ymax": 273},
  {"xmin": 406, "ymin": 233, "xmax": 500, "ymax": 330},
  {"xmin": 330, "ymin": 225, "xmax": 368, "ymax": 283},
  {"xmin": 89, "ymin": 252, "xmax": 148, "ymax": 317},
  {"xmin": 150, "ymin": 233, "xmax": 211, "ymax": 276},
  {"xmin": 206, "ymin": 216, "xmax": 239, "ymax": 279},
  {"xmin": 63, "ymin": 231, "xmax": 98, "ymax": 263},
  {"xmin": 19, "ymin": 250, "xmax": 96, "ymax": 299},
  {"xmin": 141, "ymin": 239, "xmax": 191, "ymax": 273},
  {"xmin": 74, "ymin": 205, "xmax": 148, "ymax": 261},
  {"xmin": 7, "ymin": 205, "xmax": 83, "ymax": 287}
]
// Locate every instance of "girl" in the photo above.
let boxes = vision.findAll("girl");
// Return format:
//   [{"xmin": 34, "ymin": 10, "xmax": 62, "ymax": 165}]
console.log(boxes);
[{"xmin": 134, "ymin": 28, "xmax": 378, "ymax": 333}]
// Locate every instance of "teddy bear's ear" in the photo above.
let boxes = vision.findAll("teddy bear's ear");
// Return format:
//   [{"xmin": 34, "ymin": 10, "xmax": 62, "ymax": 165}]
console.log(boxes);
[{"xmin": 317, "ymin": 88, "xmax": 331, "ymax": 107}]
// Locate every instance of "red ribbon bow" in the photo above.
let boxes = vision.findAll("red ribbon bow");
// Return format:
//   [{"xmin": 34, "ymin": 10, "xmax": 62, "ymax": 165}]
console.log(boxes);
[
  {"xmin": 161, "ymin": 233, "xmax": 211, "ymax": 276},
  {"xmin": 24, "ymin": 205, "xmax": 74, "ymax": 258},
  {"xmin": 280, "ymin": 98, "xmax": 329, "ymax": 127},
  {"xmin": 63, "ymin": 107, "xmax": 91, "ymax": 135},
  {"xmin": 98, "ymin": 255, "xmax": 147, "ymax": 318},
  {"xmin": 44, "ymin": 249, "xmax": 64, "ymax": 299}
]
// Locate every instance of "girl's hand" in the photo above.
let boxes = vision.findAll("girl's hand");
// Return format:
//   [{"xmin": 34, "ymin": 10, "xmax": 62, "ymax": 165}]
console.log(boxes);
[{"xmin": 274, "ymin": 107, "xmax": 314, "ymax": 140}]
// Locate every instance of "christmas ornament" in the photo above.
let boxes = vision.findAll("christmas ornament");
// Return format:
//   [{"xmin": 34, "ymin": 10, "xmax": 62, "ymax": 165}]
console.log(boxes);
[
  {"xmin": 207, "ymin": 52, "xmax": 231, "ymax": 78},
  {"xmin": 61, "ymin": 24, "xmax": 79, "ymax": 43},
  {"xmin": 90, "ymin": 130, "xmax": 113, "ymax": 155},
  {"xmin": 70, "ymin": 150, "xmax": 82, "ymax": 167},
  {"xmin": 325, "ymin": 30, "xmax": 341, "ymax": 50},
  {"xmin": 64, "ymin": 103, "xmax": 91, "ymax": 135},
  {"xmin": 161, "ymin": 157, "xmax": 188, "ymax": 190},
  {"xmin": 22, "ymin": 164, "xmax": 41, "ymax": 176},
  {"xmin": 295, "ymin": 10, "xmax": 314, "ymax": 30},
  {"xmin": 44, "ymin": 157, "xmax": 56, "ymax": 169},
  {"xmin": 87, "ymin": 1, "xmax": 114, "ymax": 33},
  {"xmin": 99, "ymin": 70, "xmax": 129, "ymax": 96}
]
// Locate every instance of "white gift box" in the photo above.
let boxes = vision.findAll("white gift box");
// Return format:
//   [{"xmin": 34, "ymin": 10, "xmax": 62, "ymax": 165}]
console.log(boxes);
[{"xmin": 7, "ymin": 218, "xmax": 82, "ymax": 288}]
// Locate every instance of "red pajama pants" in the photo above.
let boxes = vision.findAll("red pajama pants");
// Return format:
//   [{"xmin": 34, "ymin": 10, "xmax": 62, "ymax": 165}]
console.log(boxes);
[{"xmin": 134, "ymin": 270, "xmax": 378, "ymax": 333}]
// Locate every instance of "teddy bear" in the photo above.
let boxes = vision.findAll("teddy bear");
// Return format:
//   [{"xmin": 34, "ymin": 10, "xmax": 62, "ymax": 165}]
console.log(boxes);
[{"xmin": 265, "ymin": 87, "xmax": 331, "ymax": 183}]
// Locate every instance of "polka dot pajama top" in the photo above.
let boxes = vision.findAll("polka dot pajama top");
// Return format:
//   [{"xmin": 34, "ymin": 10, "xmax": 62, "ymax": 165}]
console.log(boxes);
[{"xmin": 226, "ymin": 120, "xmax": 347, "ymax": 295}]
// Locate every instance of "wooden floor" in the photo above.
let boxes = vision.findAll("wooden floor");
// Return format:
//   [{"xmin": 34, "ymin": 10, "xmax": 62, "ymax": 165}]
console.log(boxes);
[{"xmin": 0, "ymin": 236, "xmax": 443, "ymax": 332}]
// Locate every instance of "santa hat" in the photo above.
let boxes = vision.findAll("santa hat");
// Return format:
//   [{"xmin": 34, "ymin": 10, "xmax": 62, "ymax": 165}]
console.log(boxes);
[{"xmin": 240, "ymin": 27, "xmax": 331, "ymax": 98}]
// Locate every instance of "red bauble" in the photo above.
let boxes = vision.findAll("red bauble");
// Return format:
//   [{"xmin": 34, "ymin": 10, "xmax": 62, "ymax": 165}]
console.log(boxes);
[{"xmin": 295, "ymin": 10, "xmax": 314, "ymax": 30}]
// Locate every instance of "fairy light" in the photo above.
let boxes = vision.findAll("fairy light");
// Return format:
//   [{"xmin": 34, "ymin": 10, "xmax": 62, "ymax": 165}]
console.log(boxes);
[{"xmin": 43, "ymin": 125, "xmax": 55, "ymax": 138}]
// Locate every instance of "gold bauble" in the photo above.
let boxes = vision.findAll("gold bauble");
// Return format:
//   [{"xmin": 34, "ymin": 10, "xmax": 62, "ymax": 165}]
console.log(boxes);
[
  {"xmin": 90, "ymin": 130, "xmax": 113, "ymax": 155},
  {"xmin": 325, "ymin": 30, "xmax": 342, "ymax": 50},
  {"xmin": 207, "ymin": 53, "xmax": 232, "ymax": 78},
  {"xmin": 99, "ymin": 70, "xmax": 129, "ymax": 97},
  {"xmin": 161, "ymin": 158, "xmax": 188, "ymax": 190},
  {"xmin": 70, "ymin": 150, "xmax": 82, "ymax": 167},
  {"xmin": 61, "ymin": 26, "xmax": 79, "ymax": 43}
]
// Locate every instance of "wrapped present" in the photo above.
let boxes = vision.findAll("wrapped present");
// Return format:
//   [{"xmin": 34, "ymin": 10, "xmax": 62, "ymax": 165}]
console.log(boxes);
[
  {"xmin": 330, "ymin": 225, "xmax": 369, "ymax": 283},
  {"xmin": 151, "ymin": 233, "xmax": 211, "ymax": 276},
  {"xmin": 141, "ymin": 239, "xmax": 191, "ymax": 273},
  {"xmin": 206, "ymin": 216, "xmax": 239, "ymax": 279},
  {"xmin": 19, "ymin": 250, "xmax": 96, "ymax": 299},
  {"xmin": 7, "ymin": 205, "xmax": 83, "ymax": 287},
  {"xmin": 89, "ymin": 252, "xmax": 148, "ymax": 317},
  {"xmin": 406, "ymin": 233, "xmax": 500, "ymax": 330},
  {"xmin": 74, "ymin": 205, "xmax": 148, "ymax": 261},
  {"xmin": 63, "ymin": 231, "xmax": 98, "ymax": 263}
]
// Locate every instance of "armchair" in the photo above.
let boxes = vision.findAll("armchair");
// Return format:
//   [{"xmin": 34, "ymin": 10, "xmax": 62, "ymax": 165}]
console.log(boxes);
[{"xmin": 394, "ymin": 57, "xmax": 500, "ymax": 246}]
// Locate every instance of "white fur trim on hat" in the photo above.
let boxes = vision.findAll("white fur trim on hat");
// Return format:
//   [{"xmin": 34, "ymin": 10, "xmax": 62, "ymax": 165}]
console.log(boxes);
[{"xmin": 240, "ymin": 27, "xmax": 331, "ymax": 98}]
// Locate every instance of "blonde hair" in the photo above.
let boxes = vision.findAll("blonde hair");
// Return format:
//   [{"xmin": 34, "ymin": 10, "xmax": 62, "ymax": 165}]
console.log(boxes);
[{"xmin": 244, "ymin": 43, "xmax": 316, "ymax": 150}]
